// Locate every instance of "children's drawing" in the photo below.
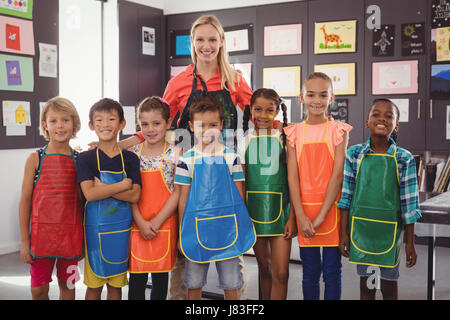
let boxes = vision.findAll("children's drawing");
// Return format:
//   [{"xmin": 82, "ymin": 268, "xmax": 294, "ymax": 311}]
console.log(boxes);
[
  {"xmin": 436, "ymin": 26, "xmax": 450, "ymax": 62},
  {"xmin": 373, "ymin": 25, "xmax": 394, "ymax": 56},
  {"xmin": 314, "ymin": 20, "xmax": 356, "ymax": 54}
]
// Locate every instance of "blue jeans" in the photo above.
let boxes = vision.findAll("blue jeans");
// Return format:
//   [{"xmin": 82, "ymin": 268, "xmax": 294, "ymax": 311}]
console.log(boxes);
[{"xmin": 300, "ymin": 247, "xmax": 342, "ymax": 300}]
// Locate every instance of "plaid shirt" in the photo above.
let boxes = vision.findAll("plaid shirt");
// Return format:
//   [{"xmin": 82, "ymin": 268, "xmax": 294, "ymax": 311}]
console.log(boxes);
[{"xmin": 337, "ymin": 138, "xmax": 421, "ymax": 225}]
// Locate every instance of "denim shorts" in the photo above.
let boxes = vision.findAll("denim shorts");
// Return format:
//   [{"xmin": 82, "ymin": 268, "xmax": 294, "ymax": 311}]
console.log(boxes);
[
  {"xmin": 184, "ymin": 257, "xmax": 242, "ymax": 290},
  {"xmin": 356, "ymin": 263, "xmax": 400, "ymax": 281}
]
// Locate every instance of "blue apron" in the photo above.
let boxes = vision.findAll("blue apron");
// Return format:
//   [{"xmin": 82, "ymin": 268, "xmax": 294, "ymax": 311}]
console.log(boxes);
[
  {"xmin": 180, "ymin": 149, "xmax": 256, "ymax": 263},
  {"xmin": 84, "ymin": 148, "xmax": 132, "ymax": 278}
]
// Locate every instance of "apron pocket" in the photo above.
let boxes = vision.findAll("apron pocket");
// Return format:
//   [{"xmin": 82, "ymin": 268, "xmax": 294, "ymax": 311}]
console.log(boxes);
[
  {"xmin": 99, "ymin": 229, "xmax": 131, "ymax": 264},
  {"xmin": 130, "ymin": 229, "xmax": 171, "ymax": 262},
  {"xmin": 196, "ymin": 214, "xmax": 238, "ymax": 250},
  {"xmin": 351, "ymin": 216, "xmax": 398, "ymax": 255},
  {"xmin": 246, "ymin": 191, "xmax": 282, "ymax": 224}
]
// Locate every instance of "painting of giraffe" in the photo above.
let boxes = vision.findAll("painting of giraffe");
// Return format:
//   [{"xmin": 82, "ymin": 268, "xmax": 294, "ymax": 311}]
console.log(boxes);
[{"xmin": 314, "ymin": 20, "xmax": 356, "ymax": 54}]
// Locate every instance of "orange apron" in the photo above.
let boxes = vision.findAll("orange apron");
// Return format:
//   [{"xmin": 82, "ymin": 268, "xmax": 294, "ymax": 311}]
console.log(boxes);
[
  {"xmin": 297, "ymin": 119, "xmax": 340, "ymax": 247},
  {"xmin": 129, "ymin": 142, "xmax": 178, "ymax": 273}
]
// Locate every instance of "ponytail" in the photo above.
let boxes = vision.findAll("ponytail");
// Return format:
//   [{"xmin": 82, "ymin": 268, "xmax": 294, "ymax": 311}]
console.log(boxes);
[
  {"xmin": 280, "ymin": 102, "xmax": 288, "ymax": 164},
  {"xmin": 243, "ymin": 104, "xmax": 251, "ymax": 133}
]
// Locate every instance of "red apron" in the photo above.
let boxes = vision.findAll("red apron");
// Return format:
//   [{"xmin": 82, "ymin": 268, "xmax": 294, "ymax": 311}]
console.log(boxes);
[
  {"xmin": 129, "ymin": 142, "xmax": 178, "ymax": 273},
  {"xmin": 30, "ymin": 146, "xmax": 83, "ymax": 258},
  {"xmin": 297, "ymin": 120, "xmax": 340, "ymax": 247}
]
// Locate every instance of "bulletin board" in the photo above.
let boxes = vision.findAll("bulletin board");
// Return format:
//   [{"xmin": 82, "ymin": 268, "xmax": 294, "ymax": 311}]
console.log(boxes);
[{"xmin": 0, "ymin": 0, "xmax": 59, "ymax": 149}]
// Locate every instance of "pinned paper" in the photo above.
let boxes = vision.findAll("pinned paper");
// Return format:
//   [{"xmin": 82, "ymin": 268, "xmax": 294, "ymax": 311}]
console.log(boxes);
[
  {"xmin": 0, "ymin": 15, "xmax": 34, "ymax": 55},
  {"xmin": 123, "ymin": 106, "xmax": 136, "ymax": 135},
  {"xmin": 38, "ymin": 43, "xmax": 57, "ymax": 78},
  {"xmin": 142, "ymin": 26, "xmax": 155, "ymax": 56},
  {"xmin": 2, "ymin": 100, "xmax": 31, "ymax": 126},
  {"xmin": 0, "ymin": 53, "xmax": 33, "ymax": 91}
]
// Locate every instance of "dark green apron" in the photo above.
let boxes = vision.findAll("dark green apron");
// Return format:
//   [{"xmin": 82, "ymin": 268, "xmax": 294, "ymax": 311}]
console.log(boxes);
[
  {"xmin": 245, "ymin": 134, "xmax": 290, "ymax": 236},
  {"xmin": 349, "ymin": 148, "xmax": 403, "ymax": 268}
]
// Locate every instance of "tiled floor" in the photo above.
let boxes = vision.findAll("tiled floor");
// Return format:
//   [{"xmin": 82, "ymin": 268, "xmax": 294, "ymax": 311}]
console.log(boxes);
[{"xmin": 1, "ymin": 243, "xmax": 449, "ymax": 300}]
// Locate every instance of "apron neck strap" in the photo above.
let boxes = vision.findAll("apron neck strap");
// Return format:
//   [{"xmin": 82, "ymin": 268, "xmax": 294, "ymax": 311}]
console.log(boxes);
[
  {"xmin": 138, "ymin": 141, "xmax": 167, "ymax": 170},
  {"xmin": 96, "ymin": 147, "xmax": 125, "ymax": 174}
]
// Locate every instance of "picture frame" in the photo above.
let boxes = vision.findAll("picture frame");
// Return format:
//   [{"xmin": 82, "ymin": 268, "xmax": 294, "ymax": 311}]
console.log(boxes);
[
  {"xmin": 169, "ymin": 29, "xmax": 191, "ymax": 59},
  {"xmin": 431, "ymin": 64, "xmax": 450, "ymax": 100},
  {"xmin": 314, "ymin": 63, "xmax": 356, "ymax": 95},
  {"xmin": 264, "ymin": 24, "xmax": 302, "ymax": 56},
  {"xmin": 314, "ymin": 20, "xmax": 357, "ymax": 54},
  {"xmin": 263, "ymin": 66, "xmax": 301, "ymax": 97},
  {"xmin": 372, "ymin": 60, "xmax": 418, "ymax": 95},
  {"xmin": 224, "ymin": 24, "xmax": 254, "ymax": 56}
]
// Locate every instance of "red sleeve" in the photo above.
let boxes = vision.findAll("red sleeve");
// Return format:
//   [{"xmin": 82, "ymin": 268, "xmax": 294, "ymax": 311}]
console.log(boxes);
[
  {"xmin": 234, "ymin": 75, "xmax": 253, "ymax": 113},
  {"xmin": 163, "ymin": 78, "xmax": 180, "ymax": 121}
]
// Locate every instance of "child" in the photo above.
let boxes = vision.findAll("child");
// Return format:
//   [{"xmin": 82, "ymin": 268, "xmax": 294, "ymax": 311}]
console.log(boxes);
[
  {"xmin": 128, "ymin": 96, "xmax": 182, "ymax": 300},
  {"xmin": 240, "ymin": 88, "xmax": 297, "ymax": 300},
  {"xmin": 284, "ymin": 72, "xmax": 352, "ymax": 300},
  {"xmin": 175, "ymin": 95, "xmax": 256, "ymax": 300},
  {"xmin": 18, "ymin": 97, "xmax": 83, "ymax": 300},
  {"xmin": 338, "ymin": 98, "xmax": 421, "ymax": 300},
  {"xmin": 77, "ymin": 98, "xmax": 141, "ymax": 300}
]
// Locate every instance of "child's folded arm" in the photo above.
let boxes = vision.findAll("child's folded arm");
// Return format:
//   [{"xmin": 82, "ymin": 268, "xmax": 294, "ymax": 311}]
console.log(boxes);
[
  {"xmin": 112, "ymin": 183, "xmax": 141, "ymax": 203},
  {"xmin": 80, "ymin": 177, "xmax": 132, "ymax": 202}
]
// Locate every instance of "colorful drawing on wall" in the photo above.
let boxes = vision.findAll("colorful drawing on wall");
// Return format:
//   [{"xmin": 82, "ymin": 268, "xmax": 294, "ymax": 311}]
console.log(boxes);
[
  {"xmin": 431, "ymin": 64, "xmax": 450, "ymax": 100},
  {"xmin": 0, "ymin": 0, "xmax": 33, "ymax": 19},
  {"xmin": 0, "ymin": 53, "xmax": 33, "ymax": 91},
  {"xmin": 328, "ymin": 99, "xmax": 348, "ymax": 123},
  {"xmin": 0, "ymin": 15, "xmax": 35, "ymax": 55},
  {"xmin": 263, "ymin": 66, "xmax": 301, "ymax": 97},
  {"xmin": 431, "ymin": 0, "xmax": 450, "ymax": 28},
  {"xmin": 401, "ymin": 23, "xmax": 425, "ymax": 56},
  {"xmin": 224, "ymin": 24, "xmax": 254, "ymax": 56},
  {"xmin": 5, "ymin": 60, "xmax": 21, "ymax": 85},
  {"xmin": 436, "ymin": 27, "xmax": 450, "ymax": 61},
  {"xmin": 2, "ymin": 100, "xmax": 30, "ymax": 126},
  {"xmin": 264, "ymin": 24, "xmax": 302, "ymax": 56},
  {"xmin": 314, "ymin": 20, "xmax": 356, "ymax": 54},
  {"xmin": 176, "ymin": 34, "xmax": 191, "ymax": 56},
  {"xmin": 372, "ymin": 25, "xmax": 395, "ymax": 57},
  {"xmin": 372, "ymin": 60, "xmax": 418, "ymax": 95},
  {"xmin": 314, "ymin": 63, "xmax": 356, "ymax": 95}
]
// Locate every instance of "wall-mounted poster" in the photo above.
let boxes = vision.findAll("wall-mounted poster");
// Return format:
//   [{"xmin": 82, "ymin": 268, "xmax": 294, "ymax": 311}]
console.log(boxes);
[
  {"xmin": 142, "ymin": 26, "xmax": 155, "ymax": 56},
  {"xmin": 314, "ymin": 20, "xmax": 356, "ymax": 54},
  {"xmin": 0, "ymin": 53, "xmax": 33, "ymax": 92},
  {"xmin": 431, "ymin": 64, "xmax": 450, "ymax": 100},
  {"xmin": 328, "ymin": 99, "xmax": 348, "ymax": 123},
  {"xmin": 431, "ymin": 0, "xmax": 450, "ymax": 28},
  {"xmin": 436, "ymin": 26, "xmax": 450, "ymax": 62},
  {"xmin": 401, "ymin": 23, "xmax": 425, "ymax": 56},
  {"xmin": 38, "ymin": 43, "xmax": 57, "ymax": 78},
  {"xmin": 224, "ymin": 24, "xmax": 254, "ymax": 55},
  {"xmin": 169, "ymin": 30, "xmax": 191, "ymax": 59},
  {"xmin": 263, "ymin": 66, "xmax": 301, "ymax": 97},
  {"xmin": 0, "ymin": 15, "xmax": 35, "ymax": 55},
  {"xmin": 314, "ymin": 63, "xmax": 356, "ymax": 95},
  {"xmin": 264, "ymin": 24, "xmax": 302, "ymax": 56},
  {"xmin": 0, "ymin": 0, "xmax": 33, "ymax": 19},
  {"xmin": 2, "ymin": 100, "xmax": 31, "ymax": 126},
  {"xmin": 373, "ymin": 24, "xmax": 394, "ymax": 57},
  {"xmin": 372, "ymin": 60, "xmax": 418, "ymax": 95}
]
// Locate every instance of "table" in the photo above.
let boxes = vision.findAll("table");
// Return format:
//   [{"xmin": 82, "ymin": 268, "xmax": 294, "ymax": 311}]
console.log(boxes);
[{"xmin": 417, "ymin": 191, "xmax": 450, "ymax": 300}]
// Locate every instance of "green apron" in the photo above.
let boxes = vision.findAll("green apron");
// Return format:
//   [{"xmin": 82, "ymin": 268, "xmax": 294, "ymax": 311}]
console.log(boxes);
[
  {"xmin": 245, "ymin": 134, "xmax": 290, "ymax": 237},
  {"xmin": 349, "ymin": 147, "xmax": 403, "ymax": 268}
]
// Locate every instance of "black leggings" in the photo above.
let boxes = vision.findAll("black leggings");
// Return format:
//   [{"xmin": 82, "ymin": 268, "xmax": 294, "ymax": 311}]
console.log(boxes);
[{"xmin": 128, "ymin": 272, "xmax": 169, "ymax": 300}]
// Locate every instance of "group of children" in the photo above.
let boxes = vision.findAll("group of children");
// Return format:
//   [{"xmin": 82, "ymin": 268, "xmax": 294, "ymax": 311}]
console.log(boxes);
[{"xmin": 18, "ymin": 71, "xmax": 421, "ymax": 300}]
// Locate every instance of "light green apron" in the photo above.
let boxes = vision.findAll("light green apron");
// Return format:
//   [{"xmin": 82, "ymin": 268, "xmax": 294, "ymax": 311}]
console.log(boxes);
[
  {"xmin": 245, "ymin": 134, "xmax": 290, "ymax": 237},
  {"xmin": 349, "ymin": 147, "xmax": 403, "ymax": 268}
]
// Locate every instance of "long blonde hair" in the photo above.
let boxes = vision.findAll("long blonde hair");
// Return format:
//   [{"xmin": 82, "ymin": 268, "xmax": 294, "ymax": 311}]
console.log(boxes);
[{"xmin": 190, "ymin": 15, "xmax": 240, "ymax": 92}]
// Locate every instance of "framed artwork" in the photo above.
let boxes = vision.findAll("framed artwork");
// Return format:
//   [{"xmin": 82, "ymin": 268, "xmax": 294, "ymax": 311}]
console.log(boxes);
[
  {"xmin": 169, "ymin": 30, "xmax": 191, "ymax": 59},
  {"xmin": 0, "ymin": 15, "xmax": 35, "ymax": 55},
  {"xmin": 231, "ymin": 62, "xmax": 252, "ymax": 87},
  {"xmin": 431, "ymin": 64, "xmax": 450, "ymax": 100},
  {"xmin": 372, "ymin": 25, "xmax": 395, "ymax": 57},
  {"xmin": 314, "ymin": 20, "xmax": 356, "ymax": 54},
  {"xmin": 401, "ymin": 23, "xmax": 425, "ymax": 56},
  {"xmin": 224, "ymin": 24, "xmax": 254, "ymax": 55},
  {"xmin": 314, "ymin": 63, "xmax": 356, "ymax": 95},
  {"xmin": 264, "ymin": 24, "xmax": 302, "ymax": 56},
  {"xmin": 328, "ymin": 99, "xmax": 348, "ymax": 123},
  {"xmin": 262, "ymin": 66, "xmax": 301, "ymax": 97},
  {"xmin": 0, "ymin": 0, "xmax": 33, "ymax": 19},
  {"xmin": 0, "ymin": 53, "xmax": 34, "ymax": 92},
  {"xmin": 372, "ymin": 60, "xmax": 418, "ymax": 95},
  {"xmin": 436, "ymin": 26, "xmax": 450, "ymax": 62},
  {"xmin": 431, "ymin": 0, "xmax": 450, "ymax": 28}
]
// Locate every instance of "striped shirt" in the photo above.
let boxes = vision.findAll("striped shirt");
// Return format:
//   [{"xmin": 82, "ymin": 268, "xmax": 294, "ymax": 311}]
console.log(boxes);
[
  {"xmin": 337, "ymin": 138, "xmax": 421, "ymax": 225},
  {"xmin": 174, "ymin": 145, "xmax": 245, "ymax": 186}
]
